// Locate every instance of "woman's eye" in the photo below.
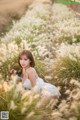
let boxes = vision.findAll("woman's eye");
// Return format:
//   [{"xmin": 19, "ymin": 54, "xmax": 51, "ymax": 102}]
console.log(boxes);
[
  {"xmin": 20, "ymin": 58, "xmax": 27, "ymax": 60},
  {"xmin": 24, "ymin": 59, "xmax": 28, "ymax": 60},
  {"xmin": 20, "ymin": 58, "xmax": 28, "ymax": 60},
  {"xmin": 24, "ymin": 59, "xmax": 27, "ymax": 60}
]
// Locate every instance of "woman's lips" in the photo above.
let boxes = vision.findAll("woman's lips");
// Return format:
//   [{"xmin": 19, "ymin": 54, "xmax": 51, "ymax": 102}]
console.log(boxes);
[{"xmin": 21, "ymin": 64, "xmax": 26, "ymax": 66}]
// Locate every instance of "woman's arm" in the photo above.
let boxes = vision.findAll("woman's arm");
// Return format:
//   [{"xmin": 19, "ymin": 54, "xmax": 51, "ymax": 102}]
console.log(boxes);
[
  {"xmin": 10, "ymin": 69, "xmax": 22, "ymax": 83},
  {"xmin": 27, "ymin": 68, "xmax": 40, "ymax": 94},
  {"xmin": 27, "ymin": 69, "xmax": 36, "ymax": 87}
]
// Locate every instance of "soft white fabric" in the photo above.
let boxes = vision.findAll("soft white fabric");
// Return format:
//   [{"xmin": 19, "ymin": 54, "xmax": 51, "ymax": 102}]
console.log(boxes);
[{"xmin": 22, "ymin": 77, "xmax": 61, "ymax": 97}]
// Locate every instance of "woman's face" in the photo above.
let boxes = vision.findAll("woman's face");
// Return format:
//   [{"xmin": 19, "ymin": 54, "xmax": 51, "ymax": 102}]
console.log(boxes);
[{"xmin": 19, "ymin": 55, "xmax": 31, "ymax": 68}]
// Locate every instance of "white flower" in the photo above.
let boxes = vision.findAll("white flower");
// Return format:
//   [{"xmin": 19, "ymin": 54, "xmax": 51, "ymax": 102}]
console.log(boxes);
[
  {"xmin": 21, "ymin": 91, "xmax": 32, "ymax": 100},
  {"xmin": 10, "ymin": 100, "xmax": 17, "ymax": 110},
  {"xmin": 15, "ymin": 82, "xmax": 24, "ymax": 93},
  {"xmin": 27, "ymin": 111, "xmax": 35, "ymax": 118},
  {"xmin": 2, "ymin": 82, "xmax": 9, "ymax": 92},
  {"xmin": 21, "ymin": 107, "xmax": 27, "ymax": 114}
]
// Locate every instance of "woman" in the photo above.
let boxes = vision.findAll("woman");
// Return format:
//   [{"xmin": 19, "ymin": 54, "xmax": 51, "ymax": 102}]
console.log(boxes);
[{"xmin": 10, "ymin": 50, "xmax": 61, "ymax": 98}]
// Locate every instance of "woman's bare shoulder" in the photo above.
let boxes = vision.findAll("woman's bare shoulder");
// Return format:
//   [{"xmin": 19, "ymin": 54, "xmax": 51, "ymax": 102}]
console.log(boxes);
[
  {"xmin": 27, "ymin": 67, "xmax": 36, "ymax": 74},
  {"xmin": 27, "ymin": 67, "xmax": 38, "ymax": 78}
]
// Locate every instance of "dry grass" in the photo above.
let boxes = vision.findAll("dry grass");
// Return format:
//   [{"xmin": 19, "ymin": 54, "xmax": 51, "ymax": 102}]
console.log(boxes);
[{"xmin": 0, "ymin": 0, "xmax": 33, "ymax": 34}]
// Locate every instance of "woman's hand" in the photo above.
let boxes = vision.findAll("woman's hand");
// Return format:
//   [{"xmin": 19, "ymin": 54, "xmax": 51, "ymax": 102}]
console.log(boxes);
[
  {"xmin": 9, "ymin": 69, "xmax": 17, "ymax": 76},
  {"xmin": 22, "ymin": 68, "xmax": 28, "ymax": 80}
]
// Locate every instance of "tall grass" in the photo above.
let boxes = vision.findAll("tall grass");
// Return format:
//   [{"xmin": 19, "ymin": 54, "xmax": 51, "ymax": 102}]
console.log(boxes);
[{"xmin": 52, "ymin": 53, "xmax": 80, "ymax": 83}]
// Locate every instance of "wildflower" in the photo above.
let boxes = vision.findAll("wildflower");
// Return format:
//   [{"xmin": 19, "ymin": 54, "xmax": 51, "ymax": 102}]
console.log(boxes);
[
  {"xmin": 21, "ymin": 107, "xmax": 27, "ymax": 114},
  {"xmin": 21, "ymin": 91, "xmax": 32, "ymax": 100},
  {"xmin": 10, "ymin": 100, "xmax": 17, "ymax": 110},
  {"xmin": 2, "ymin": 81, "xmax": 9, "ymax": 92},
  {"xmin": 27, "ymin": 111, "xmax": 35, "ymax": 119}
]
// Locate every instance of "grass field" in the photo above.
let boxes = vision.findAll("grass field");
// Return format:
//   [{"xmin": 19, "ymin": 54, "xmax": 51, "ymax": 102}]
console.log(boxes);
[{"xmin": 0, "ymin": 1, "xmax": 80, "ymax": 119}]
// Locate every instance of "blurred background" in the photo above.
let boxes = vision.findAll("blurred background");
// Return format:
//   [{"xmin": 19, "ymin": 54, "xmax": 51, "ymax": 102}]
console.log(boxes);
[{"xmin": 0, "ymin": 0, "xmax": 80, "ymax": 36}]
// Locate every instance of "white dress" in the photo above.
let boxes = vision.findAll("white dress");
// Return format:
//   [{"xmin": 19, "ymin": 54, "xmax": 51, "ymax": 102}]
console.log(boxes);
[{"xmin": 22, "ymin": 76, "xmax": 61, "ymax": 97}]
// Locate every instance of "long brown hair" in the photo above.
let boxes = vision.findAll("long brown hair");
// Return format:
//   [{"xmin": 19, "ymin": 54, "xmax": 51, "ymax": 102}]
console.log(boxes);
[{"xmin": 18, "ymin": 50, "xmax": 35, "ymax": 67}]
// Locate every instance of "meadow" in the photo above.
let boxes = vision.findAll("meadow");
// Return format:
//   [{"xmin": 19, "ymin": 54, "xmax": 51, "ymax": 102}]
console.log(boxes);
[{"xmin": 0, "ymin": 0, "xmax": 80, "ymax": 120}]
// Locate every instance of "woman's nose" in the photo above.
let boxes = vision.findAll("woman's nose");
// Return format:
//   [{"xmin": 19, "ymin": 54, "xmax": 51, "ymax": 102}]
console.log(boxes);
[{"xmin": 21, "ymin": 60, "xmax": 25, "ymax": 63}]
